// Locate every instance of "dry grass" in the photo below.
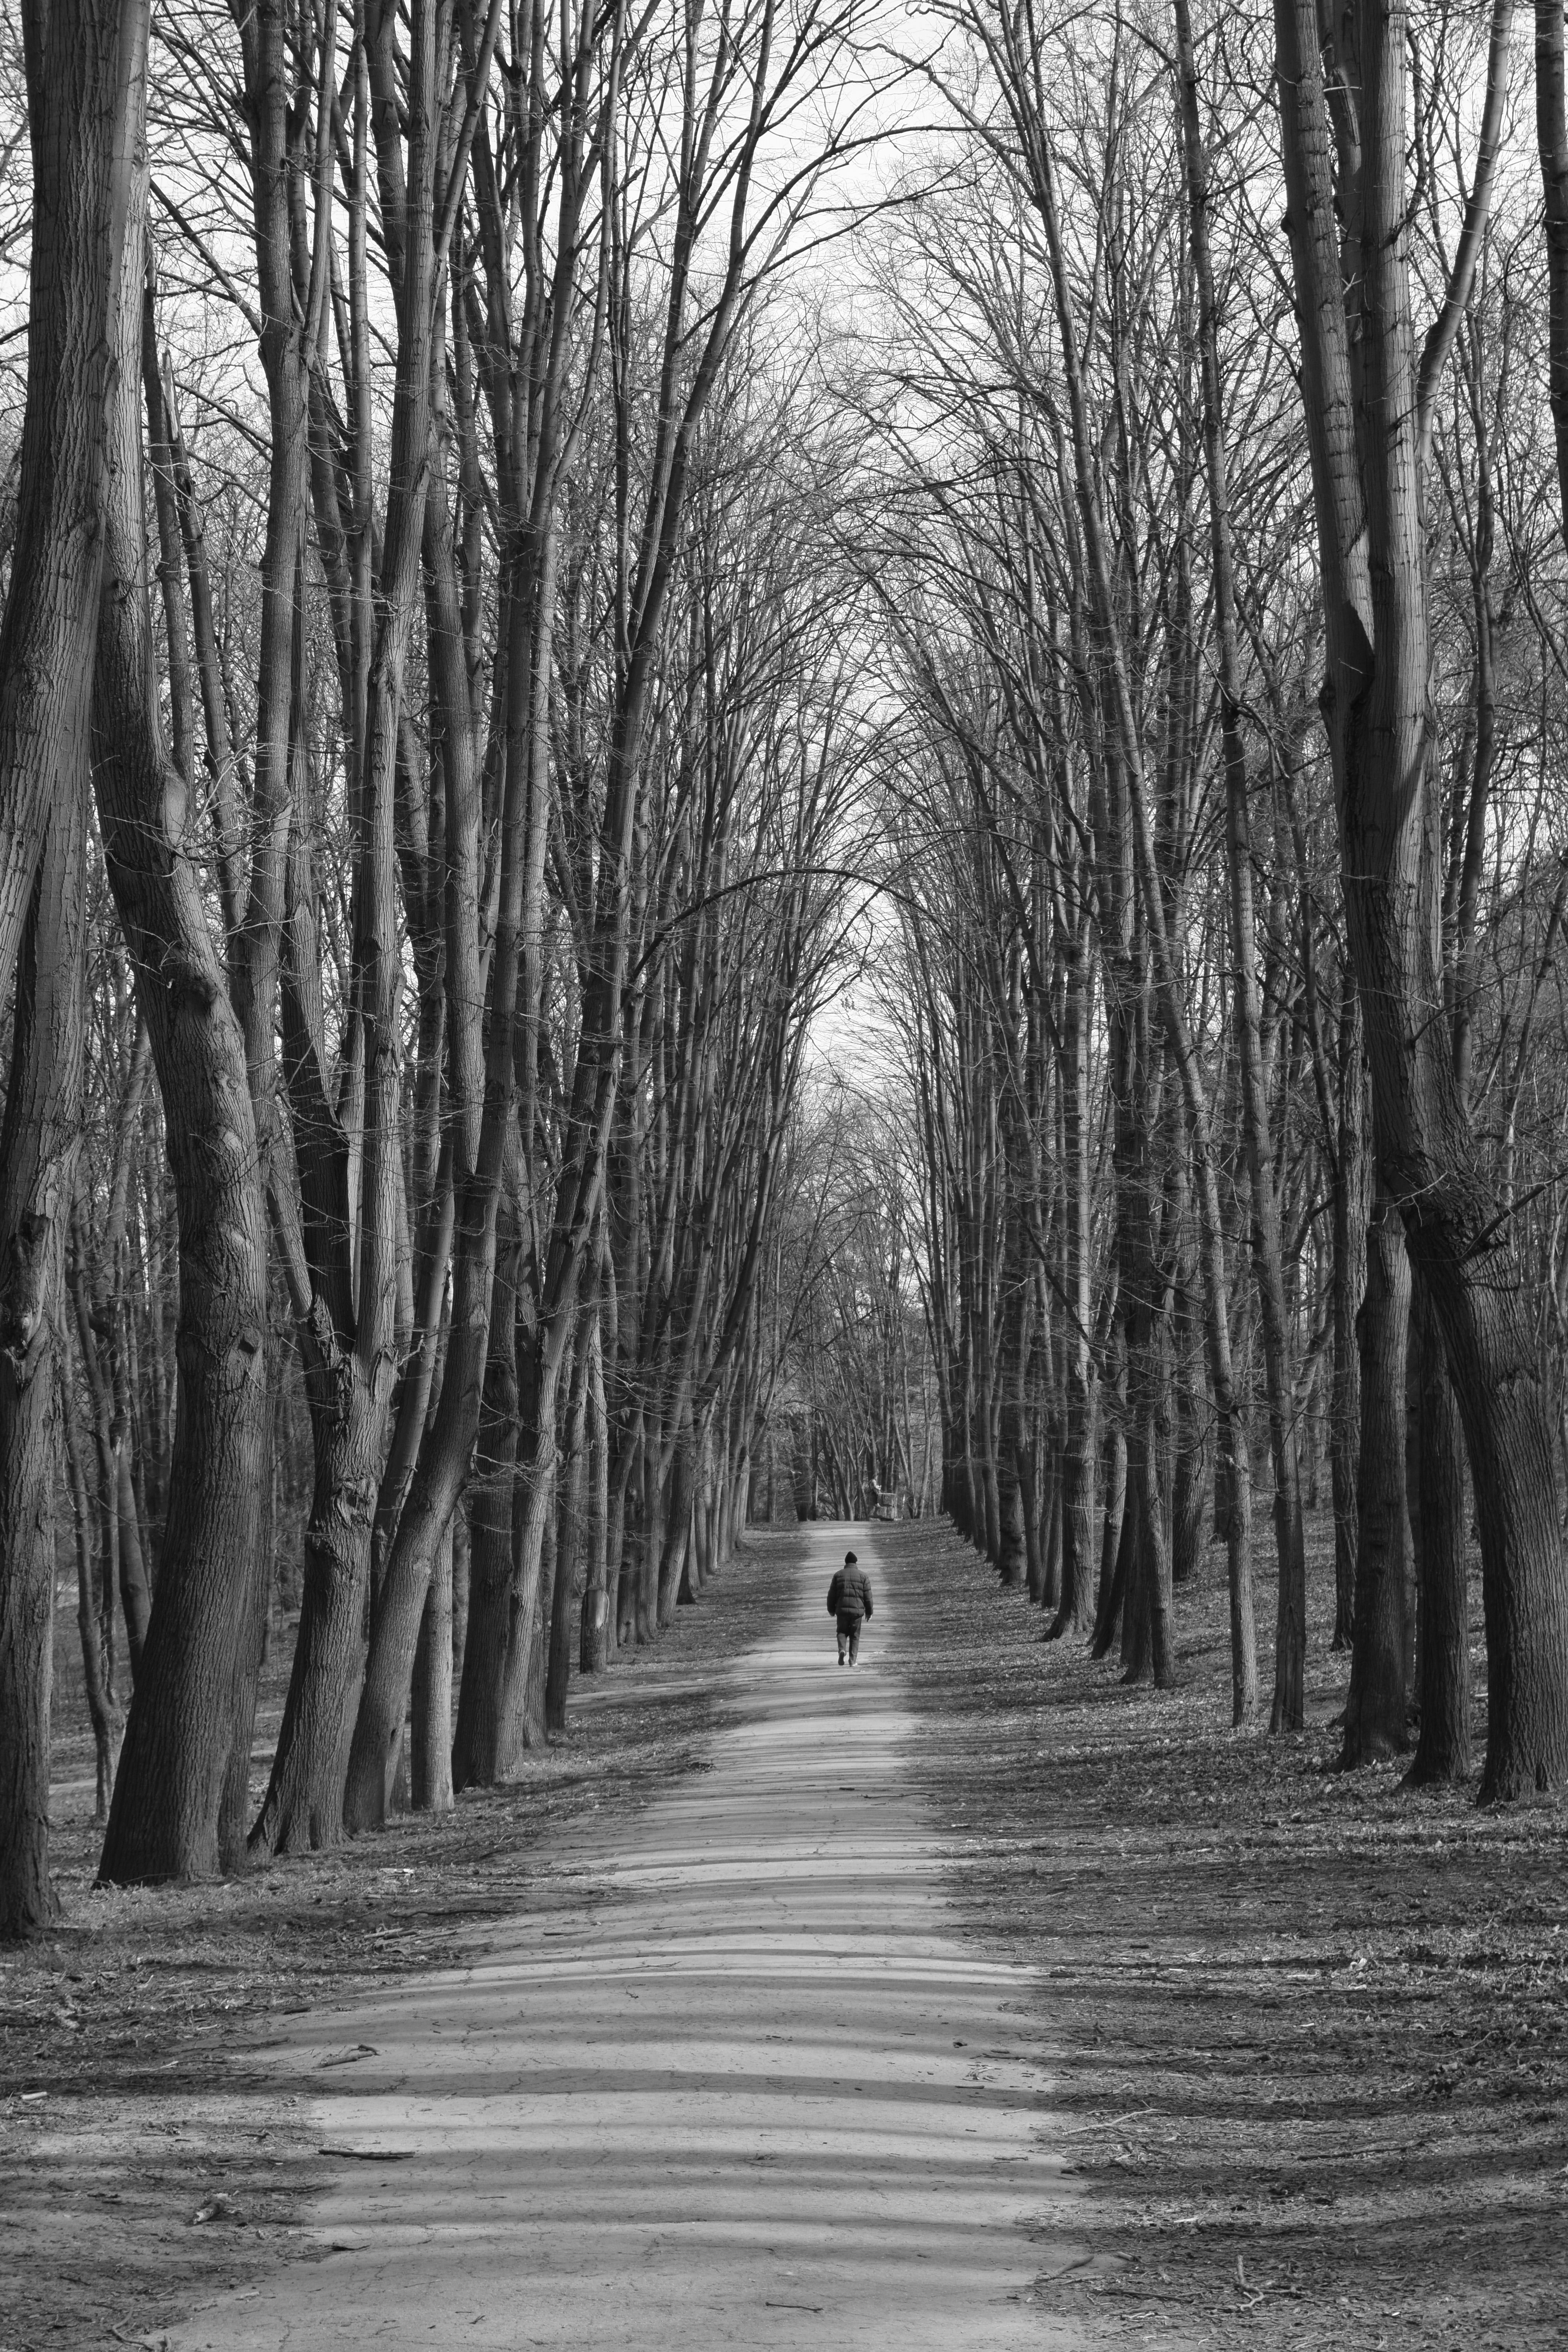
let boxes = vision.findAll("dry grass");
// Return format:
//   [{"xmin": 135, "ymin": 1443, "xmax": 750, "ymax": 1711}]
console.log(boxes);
[{"xmin": 884, "ymin": 1510, "xmax": 1568, "ymax": 2350}]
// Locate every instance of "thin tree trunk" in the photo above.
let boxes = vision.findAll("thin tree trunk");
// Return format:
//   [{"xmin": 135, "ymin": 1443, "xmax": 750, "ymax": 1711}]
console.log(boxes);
[
  {"xmin": 1408, "ymin": 1269, "xmax": 1472, "ymax": 1784},
  {"xmin": 1093, "ymin": 1330, "xmax": 1128, "ymax": 1650},
  {"xmin": 657, "ymin": 1426, "xmax": 694, "ymax": 1627},
  {"xmin": 452, "ymin": 1499, "xmax": 470, "ymax": 1693},
  {"xmin": 1049, "ymin": 921, "xmax": 1097, "ymax": 1639},
  {"xmin": 1332, "ymin": 988, "xmax": 1369, "ymax": 1649},
  {"xmin": 448, "ymin": 1171, "xmax": 523, "ymax": 1792},
  {"xmin": 0, "ymin": 793, "xmax": 87, "ymax": 1938},
  {"xmin": 1171, "ymin": 1268, "xmax": 1211, "ymax": 1586},
  {"xmin": 1535, "ymin": 0, "xmax": 1568, "ymax": 539},
  {"xmin": 580, "ymin": 1317, "xmax": 612, "ymax": 1673},
  {"xmin": 410, "ymin": 1523, "xmax": 454, "ymax": 1813},
  {"xmin": 61, "ymin": 1361, "xmax": 122, "ymax": 1818},
  {"xmin": 546, "ymin": 1330, "xmax": 592, "ymax": 1733},
  {"xmin": 1342, "ymin": 1182, "xmax": 1412, "ymax": 1765}
]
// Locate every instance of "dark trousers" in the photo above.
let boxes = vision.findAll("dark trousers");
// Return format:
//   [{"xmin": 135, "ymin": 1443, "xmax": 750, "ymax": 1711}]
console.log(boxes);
[{"xmin": 836, "ymin": 1611, "xmax": 862, "ymax": 1662}]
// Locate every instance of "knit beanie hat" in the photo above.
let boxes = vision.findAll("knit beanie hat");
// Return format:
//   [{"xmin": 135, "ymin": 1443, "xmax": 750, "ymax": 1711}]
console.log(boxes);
[{"xmin": 844, "ymin": 1550, "xmax": 857, "ymax": 1565}]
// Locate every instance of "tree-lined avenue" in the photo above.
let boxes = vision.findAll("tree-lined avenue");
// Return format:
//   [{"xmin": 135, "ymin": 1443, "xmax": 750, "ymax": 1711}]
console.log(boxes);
[{"xmin": 167, "ymin": 1527, "xmax": 1095, "ymax": 2352}]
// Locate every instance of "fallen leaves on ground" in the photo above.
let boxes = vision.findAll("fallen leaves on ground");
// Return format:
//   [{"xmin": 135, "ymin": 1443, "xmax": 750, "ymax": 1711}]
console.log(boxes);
[{"xmin": 888, "ymin": 1510, "xmax": 1568, "ymax": 2350}]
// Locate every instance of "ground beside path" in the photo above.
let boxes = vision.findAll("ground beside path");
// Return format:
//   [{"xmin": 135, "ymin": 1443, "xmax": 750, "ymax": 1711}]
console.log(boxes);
[
  {"xmin": 1, "ymin": 1543, "xmax": 792, "ymax": 2350},
  {"xmin": 163, "ymin": 1523, "xmax": 1107, "ymax": 2351},
  {"xmin": 889, "ymin": 1515, "xmax": 1568, "ymax": 2351}
]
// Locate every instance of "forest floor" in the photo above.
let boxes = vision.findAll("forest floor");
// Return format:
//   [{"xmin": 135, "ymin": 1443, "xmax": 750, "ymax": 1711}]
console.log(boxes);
[
  {"xmin": 891, "ymin": 1511, "xmax": 1568, "ymax": 2349},
  {"xmin": 3, "ymin": 1510, "xmax": 1564, "ymax": 2350}
]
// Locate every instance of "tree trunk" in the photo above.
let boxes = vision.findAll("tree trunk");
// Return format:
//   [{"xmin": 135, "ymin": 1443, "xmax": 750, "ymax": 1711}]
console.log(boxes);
[
  {"xmin": 996, "ymin": 1148, "xmax": 1031, "ymax": 1588},
  {"xmin": 1048, "ymin": 897, "xmax": 1097, "ymax": 1639},
  {"xmin": 452, "ymin": 1499, "xmax": 470, "ymax": 1695},
  {"xmin": 657, "ymin": 1429, "xmax": 694, "ymax": 1627},
  {"xmin": 410, "ymin": 1523, "xmax": 454, "ymax": 1812},
  {"xmin": 1123, "ymin": 1367, "xmax": 1177, "ymax": 1690},
  {"xmin": 1535, "ymin": 0, "xmax": 1568, "ymax": 539},
  {"xmin": 1094, "ymin": 1469, "xmax": 1135, "ymax": 1662},
  {"xmin": 1024, "ymin": 1405, "xmax": 1049, "ymax": 1607},
  {"xmin": 448, "ymin": 1173, "xmax": 524, "ymax": 1793},
  {"xmin": 1171, "ymin": 1272, "xmax": 1211, "ymax": 1586},
  {"xmin": 0, "ymin": 0, "xmax": 149, "ymax": 1944},
  {"xmin": 250, "ymin": 1372, "xmax": 386, "ymax": 1851},
  {"xmin": 216, "ymin": 1314, "xmax": 277, "ymax": 1870},
  {"xmin": 67, "ymin": 1233, "xmax": 136, "ymax": 1682},
  {"xmin": 1093, "ymin": 1329, "xmax": 1128, "ymax": 1648},
  {"xmin": 60, "ymin": 1362, "xmax": 122, "ymax": 1818},
  {"xmin": 93, "ymin": 169, "xmax": 272, "ymax": 1888},
  {"xmin": 0, "ymin": 794, "xmax": 87, "ymax": 1938},
  {"xmin": 1332, "ymin": 989, "xmax": 1369, "ymax": 1649},
  {"xmin": 546, "ymin": 1322, "xmax": 592, "ymax": 1733},
  {"xmin": 1048, "ymin": 1368, "xmax": 1096, "ymax": 1641},
  {"xmin": 580, "ymin": 1319, "xmax": 612, "ymax": 1673},
  {"xmin": 1407, "ymin": 1270, "xmax": 1472, "ymax": 1784},
  {"xmin": 1341, "ymin": 1182, "xmax": 1412, "ymax": 1766},
  {"xmin": 0, "ymin": 0, "xmax": 147, "ymax": 1007},
  {"xmin": 639, "ymin": 1404, "xmax": 665, "ymax": 1643},
  {"xmin": 1042, "ymin": 1444, "xmax": 1063, "ymax": 1612}
]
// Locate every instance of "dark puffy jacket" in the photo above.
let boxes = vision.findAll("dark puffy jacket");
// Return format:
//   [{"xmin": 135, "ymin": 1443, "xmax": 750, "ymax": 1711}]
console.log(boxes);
[{"xmin": 826, "ymin": 1566, "xmax": 873, "ymax": 1621}]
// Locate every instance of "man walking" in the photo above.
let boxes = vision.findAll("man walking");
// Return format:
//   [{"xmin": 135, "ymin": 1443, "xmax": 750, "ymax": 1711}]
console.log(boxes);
[{"xmin": 827, "ymin": 1551, "xmax": 873, "ymax": 1666}]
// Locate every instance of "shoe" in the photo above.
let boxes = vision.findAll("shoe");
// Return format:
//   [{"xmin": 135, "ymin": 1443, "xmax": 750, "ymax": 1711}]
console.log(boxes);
[{"xmin": 837, "ymin": 1655, "xmax": 846, "ymax": 1666}]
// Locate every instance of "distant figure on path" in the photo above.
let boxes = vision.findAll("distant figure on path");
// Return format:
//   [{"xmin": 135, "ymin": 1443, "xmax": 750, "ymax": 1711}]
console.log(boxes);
[{"xmin": 827, "ymin": 1551, "xmax": 873, "ymax": 1666}]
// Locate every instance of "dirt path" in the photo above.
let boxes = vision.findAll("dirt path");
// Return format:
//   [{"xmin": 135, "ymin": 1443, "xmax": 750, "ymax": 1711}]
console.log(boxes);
[
  {"xmin": 167, "ymin": 1526, "xmax": 1104, "ymax": 2351},
  {"xmin": 5, "ymin": 1540, "xmax": 781, "ymax": 2351},
  {"xmin": 18, "ymin": 1514, "xmax": 1560, "ymax": 2349}
]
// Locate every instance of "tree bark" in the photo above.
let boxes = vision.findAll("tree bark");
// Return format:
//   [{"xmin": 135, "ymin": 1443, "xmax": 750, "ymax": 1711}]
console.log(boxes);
[
  {"xmin": 60, "ymin": 1361, "xmax": 122, "ymax": 1818},
  {"xmin": 410, "ymin": 1523, "xmax": 454, "ymax": 1812},
  {"xmin": 1407, "ymin": 1269, "xmax": 1472, "ymax": 1784},
  {"xmin": 546, "ymin": 1328, "xmax": 592, "ymax": 1733},
  {"xmin": 93, "ymin": 136, "xmax": 272, "ymax": 1886},
  {"xmin": 580, "ymin": 1317, "xmax": 612, "ymax": 1673},
  {"xmin": 1535, "ymin": 0, "xmax": 1568, "ymax": 537},
  {"xmin": 1332, "ymin": 989, "xmax": 1369, "ymax": 1649},
  {"xmin": 1049, "ymin": 917, "xmax": 1097, "ymax": 1638},
  {"xmin": 0, "ymin": 0, "xmax": 149, "ymax": 1942},
  {"xmin": 0, "ymin": 0, "xmax": 147, "ymax": 1005},
  {"xmin": 0, "ymin": 793, "xmax": 87, "ymax": 1938},
  {"xmin": 448, "ymin": 1164, "xmax": 524, "ymax": 1793},
  {"xmin": 1093, "ymin": 1327, "xmax": 1128, "ymax": 1650},
  {"xmin": 1341, "ymin": 1182, "xmax": 1412, "ymax": 1766},
  {"xmin": 1171, "ymin": 1265, "xmax": 1211, "ymax": 1587}
]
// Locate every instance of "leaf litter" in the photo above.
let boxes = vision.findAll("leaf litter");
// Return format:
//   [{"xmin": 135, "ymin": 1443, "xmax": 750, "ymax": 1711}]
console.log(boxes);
[{"xmin": 889, "ymin": 1513, "xmax": 1568, "ymax": 2350}]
